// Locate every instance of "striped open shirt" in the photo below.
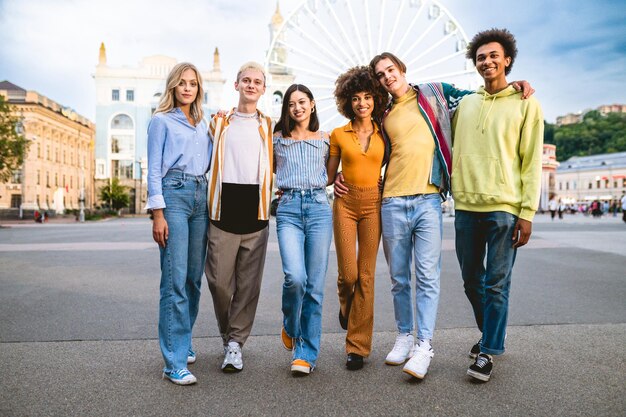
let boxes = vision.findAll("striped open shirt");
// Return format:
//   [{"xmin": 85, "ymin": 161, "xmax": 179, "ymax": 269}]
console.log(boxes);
[{"xmin": 273, "ymin": 131, "xmax": 330, "ymax": 190}]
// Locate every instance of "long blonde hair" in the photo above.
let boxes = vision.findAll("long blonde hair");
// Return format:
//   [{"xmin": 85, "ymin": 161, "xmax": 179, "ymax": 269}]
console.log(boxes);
[{"xmin": 155, "ymin": 62, "xmax": 204, "ymax": 124}]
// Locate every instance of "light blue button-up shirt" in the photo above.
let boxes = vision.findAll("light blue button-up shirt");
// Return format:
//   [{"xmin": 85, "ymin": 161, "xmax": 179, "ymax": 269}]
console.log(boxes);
[
  {"xmin": 273, "ymin": 131, "xmax": 330, "ymax": 190},
  {"xmin": 146, "ymin": 108, "xmax": 212, "ymax": 209}
]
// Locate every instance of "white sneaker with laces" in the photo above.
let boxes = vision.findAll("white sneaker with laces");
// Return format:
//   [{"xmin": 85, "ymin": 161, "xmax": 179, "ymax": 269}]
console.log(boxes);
[
  {"xmin": 385, "ymin": 333, "xmax": 415, "ymax": 365},
  {"xmin": 221, "ymin": 341, "xmax": 243, "ymax": 372},
  {"xmin": 403, "ymin": 344, "xmax": 434, "ymax": 379}
]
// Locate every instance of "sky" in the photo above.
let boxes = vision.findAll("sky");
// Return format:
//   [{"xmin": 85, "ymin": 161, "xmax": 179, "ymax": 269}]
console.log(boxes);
[{"xmin": 0, "ymin": 0, "xmax": 625, "ymax": 123}]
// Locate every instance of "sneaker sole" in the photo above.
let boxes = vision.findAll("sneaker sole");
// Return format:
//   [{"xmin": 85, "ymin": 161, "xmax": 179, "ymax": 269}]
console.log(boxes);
[
  {"xmin": 403, "ymin": 368, "xmax": 426, "ymax": 379},
  {"xmin": 187, "ymin": 356, "xmax": 196, "ymax": 364},
  {"xmin": 163, "ymin": 373, "xmax": 197, "ymax": 385},
  {"xmin": 291, "ymin": 364, "xmax": 311, "ymax": 375},
  {"xmin": 221, "ymin": 364, "xmax": 243, "ymax": 373},
  {"xmin": 467, "ymin": 368, "xmax": 491, "ymax": 382},
  {"xmin": 469, "ymin": 352, "xmax": 478, "ymax": 359},
  {"xmin": 385, "ymin": 359, "xmax": 407, "ymax": 366}
]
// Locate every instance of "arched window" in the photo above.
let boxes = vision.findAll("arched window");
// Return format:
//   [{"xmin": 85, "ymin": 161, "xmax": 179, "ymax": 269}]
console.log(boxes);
[{"xmin": 111, "ymin": 114, "xmax": 134, "ymax": 130}]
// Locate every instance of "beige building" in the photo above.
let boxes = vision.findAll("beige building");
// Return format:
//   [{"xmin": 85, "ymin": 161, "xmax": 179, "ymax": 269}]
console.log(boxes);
[
  {"xmin": 555, "ymin": 152, "xmax": 626, "ymax": 204},
  {"xmin": 0, "ymin": 81, "xmax": 95, "ymax": 218}
]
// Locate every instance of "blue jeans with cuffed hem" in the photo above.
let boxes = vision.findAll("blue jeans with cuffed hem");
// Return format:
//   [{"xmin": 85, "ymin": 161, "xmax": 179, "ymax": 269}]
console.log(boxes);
[
  {"xmin": 158, "ymin": 171, "xmax": 208, "ymax": 372},
  {"xmin": 454, "ymin": 210, "xmax": 518, "ymax": 355},
  {"xmin": 381, "ymin": 193, "xmax": 442, "ymax": 341},
  {"xmin": 277, "ymin": 189, "xmax": 333, "ymax": 368}
]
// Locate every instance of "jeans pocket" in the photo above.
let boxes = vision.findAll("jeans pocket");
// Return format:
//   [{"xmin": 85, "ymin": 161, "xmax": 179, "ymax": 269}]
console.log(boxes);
[
  {"xmin": 313, "ymin": 192, "xmax": 329, "ymax": 205},
  {"xmin": 382, "ymin": 197, "xmax": 396, "ymax": 205},
  {"xmin": 162, "ymin": 178, "xmax": 184, "ymax": 190}
]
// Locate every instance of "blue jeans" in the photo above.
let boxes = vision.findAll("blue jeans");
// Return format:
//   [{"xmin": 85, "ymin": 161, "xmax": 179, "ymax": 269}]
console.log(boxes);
[
  {"xmin": 158, "ymin": 171, "xmax": 208, "ymax": 372},
  {"xmin": 454, "ymin": 210, "xmax": 518, "ymax": 355},
  {"xmin": 381, "ymin": 194, "xmax": 442, "ymax": 341},
  {"xmin": 277, "ymin": 189, "xmax": 333, "ymax": 368}
]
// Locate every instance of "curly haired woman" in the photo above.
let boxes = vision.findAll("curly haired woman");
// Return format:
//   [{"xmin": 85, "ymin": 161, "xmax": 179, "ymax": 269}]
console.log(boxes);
[{"xmin": 327, "ymin": 66, "xmax": 388, "ymax": 370}]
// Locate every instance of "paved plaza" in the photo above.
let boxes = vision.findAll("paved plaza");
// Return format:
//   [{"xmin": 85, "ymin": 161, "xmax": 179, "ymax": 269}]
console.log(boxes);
[{"xmin": 0, "ymin": 214, "xmax": 624, "ymax": 416}]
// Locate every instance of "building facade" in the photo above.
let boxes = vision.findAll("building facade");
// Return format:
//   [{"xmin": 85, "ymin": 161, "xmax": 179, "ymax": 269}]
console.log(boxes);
[
  {"xmin": 93, "ymin": 44, "xmax": 225, "ymax": 213},
  {"xmin": 540, "ymin": 144, "xmax": 560, "ymax": 211},
  {"xmin": 554, "ymin": 152, "xmax": 626, "ymax": 204},
  {"xmin": 0, "ymin": 81, "xmax": 95, "ymax": 219}
]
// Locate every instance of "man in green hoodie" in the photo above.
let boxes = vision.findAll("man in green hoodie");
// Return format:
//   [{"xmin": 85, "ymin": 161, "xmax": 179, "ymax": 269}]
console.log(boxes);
[{"xmin": 452, "ymin": 28, "xmax": 544, "ymax": 382}]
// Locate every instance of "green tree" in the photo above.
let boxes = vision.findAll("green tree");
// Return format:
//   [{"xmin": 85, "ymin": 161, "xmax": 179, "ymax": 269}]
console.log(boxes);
[
  {"xmin": 99, "ymin": 178, "xmax": 130, "ymax": 211},
  {"xmin": 553, "ymin": 111, "xmax": 626, "ymax": 161},
  {"xmin": 0, "ymin": 95, "xmax": 29, "ymax": 182}
]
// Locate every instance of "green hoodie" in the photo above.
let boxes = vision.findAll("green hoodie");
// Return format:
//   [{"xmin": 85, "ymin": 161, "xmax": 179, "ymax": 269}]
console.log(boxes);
[{"xmin": 451, "ymin": 85, "xmax": 544, "ymax": 221}]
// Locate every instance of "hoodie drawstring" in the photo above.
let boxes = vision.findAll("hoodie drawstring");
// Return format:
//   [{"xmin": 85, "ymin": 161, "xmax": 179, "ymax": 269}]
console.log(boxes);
[{"xmin": 476, "ymin": 94, "xmax": 497, "ymax": 133}]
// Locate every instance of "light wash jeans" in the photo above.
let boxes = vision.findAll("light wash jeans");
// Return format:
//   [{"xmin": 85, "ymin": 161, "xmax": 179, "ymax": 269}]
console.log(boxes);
[
  {"xmin": 277, "ymin": 189, "xmax": 333, "ymax": 368},
  {"xmin": 158, "ymin": 170, "xmax": 208, "ymax": 372},
  {"xmin": 381, "ymin": 193, "xmax": 442, "ymax": 341},
  {"xmin": 454, "ymin": 210, "xmax": 517, "ymax": 355}
]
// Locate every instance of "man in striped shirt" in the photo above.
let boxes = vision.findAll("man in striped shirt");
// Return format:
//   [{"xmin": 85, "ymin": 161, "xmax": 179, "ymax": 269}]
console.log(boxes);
[{"xmin": 205, "ymin": 61, "xmax": 274, "ymax": 373}]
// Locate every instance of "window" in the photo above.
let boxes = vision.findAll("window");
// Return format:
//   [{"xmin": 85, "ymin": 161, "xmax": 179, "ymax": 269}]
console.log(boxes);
[
  {"xmin": 46, "ymin": 145, "xmax": 50, "ymax": 160},
  {"xmin": 204, "ymin": 92, "xmax": 208, "ymax": 104},
  {"xmin": 111, "ymin": 134, "xmax": 134, "ymax": 154},
  {"xmin": 558, "ymin": 182, "xmax": 562, "ymax": 191},
  {"xmin": 126, "ymin": 90, "xmax": 134, "ymax": 102},
  {"xmin": 37, "ymin": 170, "xmax": 40, "ymax": 185},
  {"xmin": 46, "ymin": 172, "xmax": 50, "ymax": 187},
  {"xmin": 37, "ymin": 144, "xmax": 41, "ymax": 158},
  {"xmin": 10, "ymin": 195, "xmax": 21, "ymax": 208},
  {"xmin": 111, "ymin": 114, "xmax": 134, "ymax": 130},
  {"xmin": 112, "ymin": 89, "xmax": 120, "ymax": 101},
  {"xmin": 112, "ymin": 160, "xmax": 133, "ymax": 179},
  {"xmin": 55, "ymin": 173, "xmax": 58, "ymax": 187}
]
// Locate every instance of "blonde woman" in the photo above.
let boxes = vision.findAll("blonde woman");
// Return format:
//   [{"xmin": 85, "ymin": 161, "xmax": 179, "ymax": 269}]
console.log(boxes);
[{"xmin": 146, "ymin": 62, "xmax": 212, "ymax": 385}]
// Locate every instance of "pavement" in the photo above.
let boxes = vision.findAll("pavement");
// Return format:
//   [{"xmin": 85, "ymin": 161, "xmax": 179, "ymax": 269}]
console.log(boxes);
[{"xmin": 0, "ymin": 214, "xmax": 624, "ymax": 416}]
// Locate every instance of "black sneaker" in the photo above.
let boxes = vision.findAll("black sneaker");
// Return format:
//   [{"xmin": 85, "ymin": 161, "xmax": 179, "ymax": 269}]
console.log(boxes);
[
  {"xmin": 469, "ymin": 338, "xmax": 482, "ymax": 359},
  {"xmin": 467, "ymin": 353, "xmax": 492, "ymax": 382}
]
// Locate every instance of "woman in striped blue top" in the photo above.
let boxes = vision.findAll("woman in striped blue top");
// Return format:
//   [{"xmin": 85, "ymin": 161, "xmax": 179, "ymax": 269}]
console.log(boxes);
[{"xmin": 273, "ymin": 84, "xmax": 333, "ymax": 376}]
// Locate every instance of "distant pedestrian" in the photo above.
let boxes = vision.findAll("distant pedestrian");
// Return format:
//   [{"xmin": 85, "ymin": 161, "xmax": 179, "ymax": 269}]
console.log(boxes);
[
  {"xmin": 621, "ymin": 195, "xmax": 626, "ymax": 223},
  {"xmin": 548, "ymin": 196, "xmax": 558, "ymax": 220},
  {"xmin": 558, "ymin": 199, "xmax": 565, "ymax": 220},
  {"xmin": 146, "ymin": 62, "xmax": 211, "ymax": 385}
]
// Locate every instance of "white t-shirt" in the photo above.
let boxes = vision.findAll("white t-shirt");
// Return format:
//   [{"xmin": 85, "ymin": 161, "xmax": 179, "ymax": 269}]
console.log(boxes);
[{"xmin": 222, "ymin": 112, "xmax": 262, "ymax": 184}]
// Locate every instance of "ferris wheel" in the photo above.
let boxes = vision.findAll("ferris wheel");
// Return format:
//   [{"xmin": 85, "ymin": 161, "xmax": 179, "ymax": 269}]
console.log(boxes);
[{"xmin": 264, "ymin": 0, "xmax": 480, "ymax": 131}]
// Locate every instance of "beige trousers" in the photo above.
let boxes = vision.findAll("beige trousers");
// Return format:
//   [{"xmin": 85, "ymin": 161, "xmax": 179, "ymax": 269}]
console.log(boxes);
[{"xmin": 205, "ymin": 224, "xmax": 269, "ymax": 346}]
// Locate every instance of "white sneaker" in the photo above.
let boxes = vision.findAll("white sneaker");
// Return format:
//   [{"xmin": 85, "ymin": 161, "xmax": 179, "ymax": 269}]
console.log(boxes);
[
  {"xmin": 403, "ymin": 344, "xmax": 434, "ymax": 379},
  {"xmin": 385, "ymin": 333, "xmax": 415, "ymax": 365},
  {"xmin": 221, "ymin": 341, "xmax": 243, "ymax": 373}
]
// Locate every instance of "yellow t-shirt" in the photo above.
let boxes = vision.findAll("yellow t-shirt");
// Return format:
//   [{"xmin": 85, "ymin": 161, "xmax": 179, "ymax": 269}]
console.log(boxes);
[
  {"xmin": 383, "ymin": 89, "xmax": 439, "ymax": 198},
  {"xmin": 329, "ymin": 121, "xmax": 384, "ymax": 187}
]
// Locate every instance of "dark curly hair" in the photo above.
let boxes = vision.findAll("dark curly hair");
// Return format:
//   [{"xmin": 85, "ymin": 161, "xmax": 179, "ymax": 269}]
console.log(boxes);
[
  {"xmin": 334, "ymin": 66, "xmax": 389, "ymax": 121},
  {"xmin": 466, "ymin": 28, "xmax": 518, "ymax": 75}
]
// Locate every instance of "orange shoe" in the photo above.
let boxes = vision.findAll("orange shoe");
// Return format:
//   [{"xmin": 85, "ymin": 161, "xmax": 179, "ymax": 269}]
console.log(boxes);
[
  {"xmin": 281, "ymin": 327, "xmax": 294, "ymax": 351},
  {"xmin": 291, "ymin": 359, "xmax": 311, "ymax": 375}
]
